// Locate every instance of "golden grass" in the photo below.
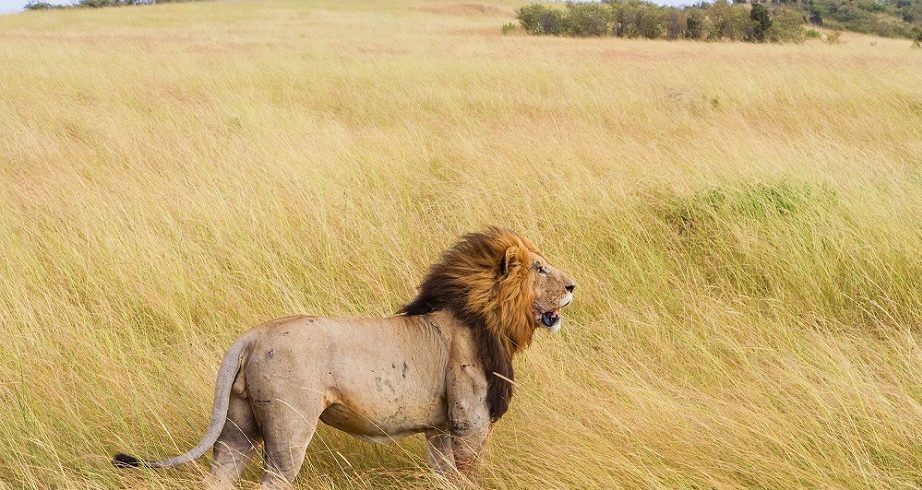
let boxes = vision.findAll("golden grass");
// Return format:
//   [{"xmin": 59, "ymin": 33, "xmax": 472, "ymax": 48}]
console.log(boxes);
[{"xmin": 1, "ymin": 1, "xmax": 921, "ymax": 488}]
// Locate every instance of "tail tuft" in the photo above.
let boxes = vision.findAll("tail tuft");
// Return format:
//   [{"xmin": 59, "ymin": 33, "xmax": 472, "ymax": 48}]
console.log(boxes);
[{"xmin": 112, "ymin": 453, "xmax": 142, "ymax": 469}]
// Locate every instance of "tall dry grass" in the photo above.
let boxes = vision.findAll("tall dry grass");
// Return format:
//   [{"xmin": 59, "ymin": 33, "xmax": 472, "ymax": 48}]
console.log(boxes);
[{"xmin": 0, "ymin": 1, "xmax": 921, "ymax": 488}]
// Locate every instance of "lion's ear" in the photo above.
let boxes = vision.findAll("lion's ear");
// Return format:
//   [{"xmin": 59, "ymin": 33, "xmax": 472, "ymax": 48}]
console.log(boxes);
[{"xmin": 500, "ymin": 246, "xmax": 521, "ymax": 276}]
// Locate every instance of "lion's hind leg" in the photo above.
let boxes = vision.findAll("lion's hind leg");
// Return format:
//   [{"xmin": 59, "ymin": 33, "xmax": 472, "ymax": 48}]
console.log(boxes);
[
  {"xmin": 205, "ymin": 394, "xmax": 262, "ymax": 490},
  {"xmin": 257, "ymin": 395, "xmax": 325, "ymax": 490}
]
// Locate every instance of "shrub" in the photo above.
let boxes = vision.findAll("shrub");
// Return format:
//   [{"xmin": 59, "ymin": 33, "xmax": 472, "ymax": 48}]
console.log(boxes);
[
  {"xmin": 707, "ymin": 0, "xmax": 753, "ymax": 41},
  {"xmin": 749, "ymin": 4, "xmax": 772, "ymax": 42},
  {"xmin": 501, "ymin": 22, "xmax": 518, "ymax": 35},
  {"xmin": 566, "ymin": 3, "xmax": 611, "ymax": 36},
  {"xmin": 768, "ymin": 7, "xmax": 807, "ymax": 42},
  {"xmin": 808, "ymin": 8, "xmax": 823, "ymax": 25},
  {"xmin": 516, "ymin": 3, "xmax": 567, "ymax": 35},
  {"xmin": 804, "ymin": 27, "xmax": 822, "ymax": 38},
  {"xmin": 874, "ymin": 17, "xmax": 902, "ymax": 37},
  {"xmin": 911, "ymin": 27, "xmax": 922, "ymax": 47},
  {"xmin": 686, "ymin": 10, "xmax": 705, "ymax": 39},
  {"xmin": 660, "ymin": 180, "xmax": 836, "ymax": 236},
  {"xmin": 635, "ymin": 4, "xmax": 667, "ymax": 38},
  {"xmin": 612, "ymin": 2, "xmax": 667, "ymax": 39},
  {"xmin": 24, "ymin": 1, "xmax": 64, "ymax": 9},
  {"xmin": 665, "ymin": 10, "xmax": 688, "ymax": 39}
]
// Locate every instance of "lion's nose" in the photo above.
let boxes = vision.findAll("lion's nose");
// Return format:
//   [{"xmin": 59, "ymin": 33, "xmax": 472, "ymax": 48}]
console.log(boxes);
[{"xmin": 565, "ymin": 283, "xmax": 576, "ymax": 293}]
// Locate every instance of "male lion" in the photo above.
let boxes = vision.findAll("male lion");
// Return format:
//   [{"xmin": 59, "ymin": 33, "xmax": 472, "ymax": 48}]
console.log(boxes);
[{"xmin": 112, "ymin": 227, "xmax": 576, "ymax": 489}]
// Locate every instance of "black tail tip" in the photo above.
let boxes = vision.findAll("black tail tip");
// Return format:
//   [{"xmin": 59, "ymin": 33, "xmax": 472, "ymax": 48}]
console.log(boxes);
[{"xmin": 112, "ymin": 453, "xmax": 141, "ymax": 469}]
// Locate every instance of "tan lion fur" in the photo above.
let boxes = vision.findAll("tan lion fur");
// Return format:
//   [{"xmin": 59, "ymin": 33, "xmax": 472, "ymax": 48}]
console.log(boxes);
[{"xmin": 112, "ymin": 228, "xmax": 575, "ymax": 489}]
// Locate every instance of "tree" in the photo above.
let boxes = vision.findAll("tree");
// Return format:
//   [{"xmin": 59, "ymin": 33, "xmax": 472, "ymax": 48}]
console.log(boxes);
[
  {"xmin": 566, "ymin": 3, "xmax": 611, "ymax": 36},
  {"xmin": 516, "ymin": 4, "xmax": 566, "ymax": 35},
  {"xmin": 686, "ymin": 10, "xmax": 705, "ymax": 39},
  {"xmin": 750, "ymin": 3, "xmax": 772, "ymax": 41},
  {"xmin": 768, "ymin": 7, "xmax": 807, "ymax": 41}
]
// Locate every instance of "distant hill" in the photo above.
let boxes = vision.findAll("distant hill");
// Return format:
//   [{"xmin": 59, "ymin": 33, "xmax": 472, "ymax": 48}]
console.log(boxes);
[{"xmin": 761, "ymin": 0, "xmax": 922, "ymax": 38}]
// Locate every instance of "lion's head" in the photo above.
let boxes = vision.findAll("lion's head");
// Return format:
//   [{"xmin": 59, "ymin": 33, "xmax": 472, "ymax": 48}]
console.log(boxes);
[{"xmin": 399, "ymin": 227, "xmax": 575, "ymax": 420}]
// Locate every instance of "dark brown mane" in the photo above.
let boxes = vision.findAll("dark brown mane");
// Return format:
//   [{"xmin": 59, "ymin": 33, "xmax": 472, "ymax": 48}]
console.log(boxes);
[{"xmin": 398, "ymin": 227, "xmax": 539, "ymax": 421}]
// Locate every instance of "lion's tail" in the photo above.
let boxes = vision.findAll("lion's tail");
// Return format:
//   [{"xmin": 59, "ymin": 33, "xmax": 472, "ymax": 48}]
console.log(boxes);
[{"xmin": 111, "ymin": 333, "xmax": 253, "ymax": 469}]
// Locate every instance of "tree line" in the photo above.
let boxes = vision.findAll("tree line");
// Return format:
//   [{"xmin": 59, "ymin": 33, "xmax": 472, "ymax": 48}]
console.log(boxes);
[{"xmin": 514, "ymin": 0, "xmax": 922, "ymax": 42}]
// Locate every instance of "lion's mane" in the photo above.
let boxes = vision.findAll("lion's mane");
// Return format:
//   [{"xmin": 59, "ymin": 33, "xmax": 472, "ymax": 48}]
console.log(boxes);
[{"xmin": 399, "ymin": 227, "xmax": 540, "ymax": 421}]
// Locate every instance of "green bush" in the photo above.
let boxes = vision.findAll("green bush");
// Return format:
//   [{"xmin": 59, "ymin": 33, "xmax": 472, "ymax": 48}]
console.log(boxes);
[
  {"xmin": 517, "ymin": 3, "xmax": 567, "ymax": 35},
  {"xmin": 665, "ymin": 10, "xmax": 688, "ymax": 39},
  {"xmin": 566, "ymin": 3, "xmax": 611, "ymax": 36},
  {"xmin": 659, "ymin": 180, "xmax": 836, "ymax": 235},
  {"xmin": 768, "ymin": 7, "xmax": 807, "ymax": 42},
  {"xmin": 24, "ymin": 1, "xmax": 64, "ymax": 9},
  {"xmin": 704, "ymin": 0, "xmax": 753, "ymax": 41},
  {"xmin": 610, "ymin": 2, "xmax": 668, "ymax": 39},
  {"xmin": 749, "ymin": 4, "xmax": 772, "ymax": 42},
  {"xmin": 686, "ymin": 10, "xmax": 705, "ymax": 39},
  {"xmin": 634, "ymin": 4, "xmax": 667, "ymax": 38}
]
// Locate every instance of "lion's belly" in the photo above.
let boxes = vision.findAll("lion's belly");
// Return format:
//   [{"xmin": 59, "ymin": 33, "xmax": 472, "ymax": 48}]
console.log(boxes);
[{"xmin": 319, "ymin": 399, "xmax": 444, "ymax": 442}]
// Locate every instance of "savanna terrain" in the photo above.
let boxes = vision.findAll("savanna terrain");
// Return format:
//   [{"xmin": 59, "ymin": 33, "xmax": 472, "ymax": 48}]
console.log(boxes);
[{"xmin": 0, "ymin": 1, "xmax": 921, "ymax": 488}]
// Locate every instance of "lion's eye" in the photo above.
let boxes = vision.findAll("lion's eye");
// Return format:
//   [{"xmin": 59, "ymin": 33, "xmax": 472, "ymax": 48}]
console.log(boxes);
[{"xmin": 538, "ymin": 266, "xmax": 548, "ymax": 276}]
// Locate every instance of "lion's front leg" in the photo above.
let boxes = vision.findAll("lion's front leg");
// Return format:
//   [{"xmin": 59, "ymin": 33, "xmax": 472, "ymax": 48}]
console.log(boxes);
[
  {"xmin": 450, "ymin": 423, "xmax": 490, "ymax": 475},
  {"xmin": 425, "ymin": 430, "xmax": 456, "ymax": 475},
  {"xmin": 446, "ymin": 352, "xmax": 492, "ymax": 476},
  {"xmin": 426, "ymin": 425, "xmax": 489, "ymax": 478}
]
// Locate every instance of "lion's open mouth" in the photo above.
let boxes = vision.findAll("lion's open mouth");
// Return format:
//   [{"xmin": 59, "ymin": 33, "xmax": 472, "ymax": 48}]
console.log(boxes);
[{"xmin": 540, "ymin": 309, "xmax": 560, "ymax": 328}]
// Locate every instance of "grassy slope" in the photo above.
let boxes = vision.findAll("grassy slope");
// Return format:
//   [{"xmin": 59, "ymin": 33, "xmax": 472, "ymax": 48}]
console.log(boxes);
[{"xmin": 0, "ymin": 1, "xmax": 921, "ymax": 488}]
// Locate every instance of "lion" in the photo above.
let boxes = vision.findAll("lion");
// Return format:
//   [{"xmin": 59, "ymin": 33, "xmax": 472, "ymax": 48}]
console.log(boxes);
[{"xmin": 112, "ymin": 227, "xmax": 576, "ymax": 489}]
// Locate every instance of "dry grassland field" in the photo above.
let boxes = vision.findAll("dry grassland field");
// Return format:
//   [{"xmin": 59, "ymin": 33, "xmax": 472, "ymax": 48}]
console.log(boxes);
[{"xmin": 1, "ymin": 0, "xmax": 921, "ymax": 488}]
